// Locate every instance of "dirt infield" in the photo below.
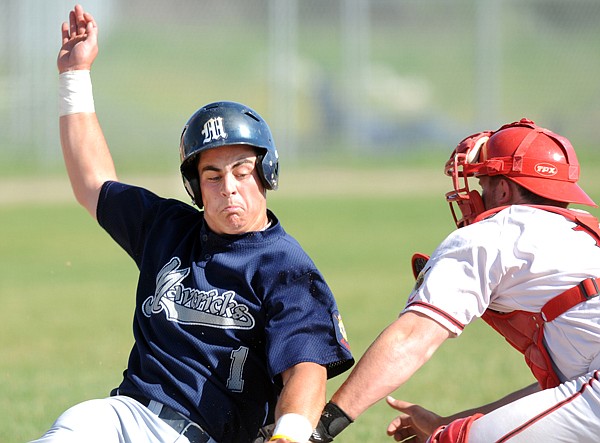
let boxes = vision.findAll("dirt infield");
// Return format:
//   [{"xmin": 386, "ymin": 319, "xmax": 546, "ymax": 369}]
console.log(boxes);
[{"xmin": 0, "ymin": 168, "xmax": 448, "ymax": 205}]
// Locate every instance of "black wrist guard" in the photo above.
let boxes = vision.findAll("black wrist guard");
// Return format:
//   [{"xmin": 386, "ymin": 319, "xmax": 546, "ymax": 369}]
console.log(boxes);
[{"xmin": 309, "ymin": 401, "xmax": 353, "ymax": 442}]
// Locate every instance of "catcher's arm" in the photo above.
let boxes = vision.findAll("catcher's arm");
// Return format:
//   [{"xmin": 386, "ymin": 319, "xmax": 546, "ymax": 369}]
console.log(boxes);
[
  {"xmin": 309, "ymin": 401, "xmax": 353, "ymax": 442},
  {"xmin": 310, "ymin": 253, "xmax": 436, "ymax": 443}
]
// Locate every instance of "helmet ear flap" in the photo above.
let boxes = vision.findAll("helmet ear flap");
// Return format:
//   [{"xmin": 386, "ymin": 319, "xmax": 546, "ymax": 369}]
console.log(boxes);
[
  {"xmin": 181, "ymin": 152, "xmax": 203, "ymax": 207},
  {"xmin": 182, "ymin": 173, "xmax": 202, "ymax": 207},
  {"xmin": 257, "ymin": 150, "xmax": 279, "ymax": 191},
  {"xmin": 186, "ymin": 176, "xmax": 202, "ymax": 207}
]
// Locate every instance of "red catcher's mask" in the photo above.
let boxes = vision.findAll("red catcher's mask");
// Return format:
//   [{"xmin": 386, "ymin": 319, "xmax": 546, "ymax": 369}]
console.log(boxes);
[{"xmin": 444, "ymin": 118, "xmax": 596, "ymax": 228}]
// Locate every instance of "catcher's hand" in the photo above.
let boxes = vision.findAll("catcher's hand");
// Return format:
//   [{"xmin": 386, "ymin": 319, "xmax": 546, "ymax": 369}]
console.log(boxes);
[{"xmin": 386, "ymin": 396, "xmax": 443, "ymax": 443}]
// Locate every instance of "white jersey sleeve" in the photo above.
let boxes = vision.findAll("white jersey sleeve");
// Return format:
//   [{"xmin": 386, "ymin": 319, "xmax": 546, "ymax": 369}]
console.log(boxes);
[{"xmin": 403, "ymin": 205, "xmax": 600, "ymax": 379}]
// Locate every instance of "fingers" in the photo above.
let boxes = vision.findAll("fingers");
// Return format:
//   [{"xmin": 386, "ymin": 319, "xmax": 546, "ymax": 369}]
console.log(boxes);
[
  {"xmin": 386, "ymin": 411, "xmax": 412, "ymax": 433},
  {"xmin": 66, "ymin": 5, "xmax": 94, "ymax": 40},
  {"xmin": 62, "ymin": 6, "xmax": 97, "ymax": 47},
  {"xmin": 386, "ymin": 396, "xmax": 415, "ymax": 412},
  {"xmin": 57, "ymin": 5, "xmax": 99, "ymax": 73},
  {"xmin": 387, "ymin": 417, "xmax": 418, "ymax": 442},
  {"xmin": 386, "ymin": 399, "xmax": 415, "ymax": 441},
  {"xmin": 386, "ymin": 396, "xmax": 443, "ymax": 441},
  {"xmin": 61, "ymin": 21, "xmax": 70, "ymax": 45},
  {"xmin": 83, "ymin": 13, "xmax": 98, "ymax": 41},
  {"xmin": 69, "ymin": 9, "xmax": 76, "ymax": 38},
  {"xmin": 387, "ymin": 415, "xmax": 405, "ymax": 435},
  {"xmin": 74, "ymin": 5, "xmax": 86, "ymax": 35}
]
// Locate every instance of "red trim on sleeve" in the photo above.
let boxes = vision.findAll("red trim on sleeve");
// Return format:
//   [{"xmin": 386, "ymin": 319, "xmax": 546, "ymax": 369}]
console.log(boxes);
[{"xmin": 407, "ymin": 301, "xmax": 466, "ymax": 332}]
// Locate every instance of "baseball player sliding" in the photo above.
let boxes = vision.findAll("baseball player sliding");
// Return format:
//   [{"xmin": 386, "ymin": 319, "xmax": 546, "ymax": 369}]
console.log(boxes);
[
  {"xmin": 30, "ymin": 5, "xmax": 353, "ymax": 443},
  {"xmin": 310, "ymin": 118, "xmax": 600, "ymax": 442}
]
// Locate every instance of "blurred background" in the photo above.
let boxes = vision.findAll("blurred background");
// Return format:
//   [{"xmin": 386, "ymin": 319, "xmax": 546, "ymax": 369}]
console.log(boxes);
[
  {"xmin": 2, "ymin": 2, "xmax": 600, "ymax": 440},
  {"xmin": 1, "ymin": 0, "xmax": 600, "ymax": 179}
]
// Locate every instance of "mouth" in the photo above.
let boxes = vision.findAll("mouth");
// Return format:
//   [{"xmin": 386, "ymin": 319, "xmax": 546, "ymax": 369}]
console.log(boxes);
[{"xmin": 222, "ymin": 205, "xmax": 242, "ymax": 214}]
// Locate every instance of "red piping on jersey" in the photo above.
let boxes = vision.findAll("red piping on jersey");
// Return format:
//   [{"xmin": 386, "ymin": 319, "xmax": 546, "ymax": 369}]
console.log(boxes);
[
  {"xmin": 407, "ymin": 301, "xmax": 466, "ymax": 332},
  {"xmin": 495, "ymin": 370, "xmax": 600, "ymax": 442},
  {"xmin": 477, "ymin": 205, "xmax": 600, "ymax": 389}
]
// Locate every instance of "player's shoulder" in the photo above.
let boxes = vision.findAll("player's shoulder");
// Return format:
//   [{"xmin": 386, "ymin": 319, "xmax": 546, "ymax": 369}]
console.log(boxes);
[
  {"xmin": 469, "ymin": 205, "xmax": 590, "ymax": 244},
  {"xmin": 501, "ymin": 204, "xmax": 588, "ymax": 227},
  {"xmin": 255, "ymin": 228, "xmax": 325, "ymax": 283},
  {"xmin": 476, "ymin": 204, "xmax": 572, "ymax": 225},
  {"xmin": 440, "ymin": 206, "xmax": 528, "ymax": 248},
  {"xmin": 100, "ymin": 181, "xmax": 199, "ymax": 225}
]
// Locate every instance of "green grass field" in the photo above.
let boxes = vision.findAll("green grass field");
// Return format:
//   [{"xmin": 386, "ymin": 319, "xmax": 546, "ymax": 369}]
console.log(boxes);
[
  {"xmin": 0, "ymin": 166, "xmax": 557, "ymax": 443},
  {"xmin": 2, "ymin": 3, "xmax": 600, "ymax": 440}
]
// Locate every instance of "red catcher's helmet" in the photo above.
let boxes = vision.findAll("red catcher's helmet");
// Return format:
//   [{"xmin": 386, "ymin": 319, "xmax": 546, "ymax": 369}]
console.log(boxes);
[{"xmin": 445, "ymin": 118, "xmax": 596, "ymax": 228}]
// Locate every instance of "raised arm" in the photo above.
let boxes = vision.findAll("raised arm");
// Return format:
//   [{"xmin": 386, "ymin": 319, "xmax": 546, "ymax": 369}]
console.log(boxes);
[{"xmin": 57, "ymin": 4, "xmax": 117, "ymax": 218}]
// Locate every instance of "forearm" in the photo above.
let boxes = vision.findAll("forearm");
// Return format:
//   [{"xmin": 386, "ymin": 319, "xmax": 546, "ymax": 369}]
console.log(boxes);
[
  {"xmin": 60, "ymin": 111, "xmax": 117, "ymax": 218},
  {"xmin": 270, "ymin": 363, "xmax": 327, "ymax": 442},
  {"xmin": 331, "ymin": 325, "xmax": 420, "ymax": 419},
  {"xmin": 332, "ymin": 312, "xmax": 450, "ymax": 420},
  {"xmin": 276, "ymin": 362, "xmax": 327, "ymax": 427}
]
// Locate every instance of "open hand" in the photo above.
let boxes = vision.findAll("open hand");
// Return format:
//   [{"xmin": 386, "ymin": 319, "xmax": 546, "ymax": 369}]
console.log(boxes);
[
  {"xmin": 57, "ymin": 4, "xmax": 99, "ymax": 73},
  {"xmin": 386, "ymin": 396, "xmax": 445, "ymax": 442}
]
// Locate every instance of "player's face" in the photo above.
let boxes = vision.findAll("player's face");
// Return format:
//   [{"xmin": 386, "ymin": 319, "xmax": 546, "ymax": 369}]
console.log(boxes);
[{"xmin": 198, "ymin": 145, "xmax": 268, "ymax": 235}]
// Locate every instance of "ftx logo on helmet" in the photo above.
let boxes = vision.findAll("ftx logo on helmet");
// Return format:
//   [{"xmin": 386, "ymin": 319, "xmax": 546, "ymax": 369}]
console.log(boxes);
[
  {"xmin": 179, "ymin": 101, "xmax": 279, "ymax": 207},
  {"xmin": 444, "ymin": 118, "xmax": 597, "ymax": 228}
]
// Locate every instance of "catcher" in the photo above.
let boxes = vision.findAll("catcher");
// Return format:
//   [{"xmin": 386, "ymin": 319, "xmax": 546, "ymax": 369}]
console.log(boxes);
[{"xmin": 311, "ymin": 118, "xmax": 600, "ymax": 442}]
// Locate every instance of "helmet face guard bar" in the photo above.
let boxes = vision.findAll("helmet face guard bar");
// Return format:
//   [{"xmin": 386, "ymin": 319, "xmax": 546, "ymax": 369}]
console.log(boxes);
[{"xmin": 446, "ymin": 190, "xmax": 485, "ymax": 229}]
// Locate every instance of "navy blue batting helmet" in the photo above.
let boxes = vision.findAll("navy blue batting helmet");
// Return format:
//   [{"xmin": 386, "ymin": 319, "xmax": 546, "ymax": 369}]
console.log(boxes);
[{"xmin": 179, "ymin": 101, "xmax": 279, "ymax": 207}]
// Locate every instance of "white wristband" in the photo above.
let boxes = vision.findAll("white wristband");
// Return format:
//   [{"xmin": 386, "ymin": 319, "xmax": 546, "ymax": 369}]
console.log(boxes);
[
  {"xmin": 58, "ymin": 70, "xmax": 95, "ymax": 116},
  {"xmin": 270, "ymin": 413, "xmax": 313, "ymax": 443}
]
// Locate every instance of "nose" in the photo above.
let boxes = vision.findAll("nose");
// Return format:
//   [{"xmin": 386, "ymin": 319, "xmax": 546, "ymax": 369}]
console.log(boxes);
[{"xmin": 221, "ymin": 172, "xmax": 237, "ymax": 196}]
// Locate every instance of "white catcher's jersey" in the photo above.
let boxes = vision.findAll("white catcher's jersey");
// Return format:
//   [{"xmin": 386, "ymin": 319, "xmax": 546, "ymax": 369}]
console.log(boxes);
[{"xmin": 404, "ymin": 205, "xmax": 600, "ymax": 381}]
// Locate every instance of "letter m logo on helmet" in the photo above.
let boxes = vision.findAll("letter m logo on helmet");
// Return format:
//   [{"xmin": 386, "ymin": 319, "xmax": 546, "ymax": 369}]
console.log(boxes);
[{"xmin": 202, "ymin": 117, "xmax": 227, "ymax": 144}]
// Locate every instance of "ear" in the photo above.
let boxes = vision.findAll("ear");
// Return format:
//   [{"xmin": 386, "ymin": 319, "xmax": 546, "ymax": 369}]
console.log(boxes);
[{"xmin": 497, "ymin": 177, "xmax": 515, "ymax": 205}]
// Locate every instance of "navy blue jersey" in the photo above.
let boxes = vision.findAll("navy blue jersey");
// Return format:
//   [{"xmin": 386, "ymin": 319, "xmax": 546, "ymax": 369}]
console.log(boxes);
[{"xmin": 97, "ymin": 181, "xmax": 353, "ymax": 443}]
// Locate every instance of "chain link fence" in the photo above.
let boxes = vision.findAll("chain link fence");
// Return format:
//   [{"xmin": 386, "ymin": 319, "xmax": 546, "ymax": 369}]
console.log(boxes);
[{"xmin": 1, "ymin": 0, "xmax": 599, "ymax": 173}]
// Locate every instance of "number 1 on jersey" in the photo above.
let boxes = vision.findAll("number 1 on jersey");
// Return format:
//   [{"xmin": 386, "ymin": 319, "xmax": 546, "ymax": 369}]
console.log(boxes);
[{"xmin": 227, "ymin": 346, "xmax": 248, "ymax": 392}]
